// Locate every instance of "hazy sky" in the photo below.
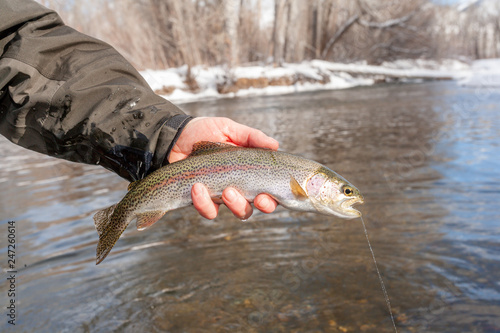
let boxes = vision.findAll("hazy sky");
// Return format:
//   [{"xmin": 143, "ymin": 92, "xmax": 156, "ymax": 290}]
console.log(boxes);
[{"xmin": 434, "ymin": 0, "xmax": 465, "ymax": 4}]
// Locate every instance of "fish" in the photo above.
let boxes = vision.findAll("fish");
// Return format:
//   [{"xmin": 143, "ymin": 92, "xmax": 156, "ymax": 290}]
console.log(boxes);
[{"xmin": 93, "ymin": 141, "xmax": 364, "ymax": 264}]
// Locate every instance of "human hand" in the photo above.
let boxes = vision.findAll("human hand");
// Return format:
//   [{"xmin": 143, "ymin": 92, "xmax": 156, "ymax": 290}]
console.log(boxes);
[{"xmin": 169, "ymin": 117, "xmax": 279, "ymax": 220}]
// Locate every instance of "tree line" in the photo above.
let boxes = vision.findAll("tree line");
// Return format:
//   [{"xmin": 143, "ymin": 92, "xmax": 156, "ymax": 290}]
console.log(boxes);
[{"xmin": 40, "ymin": 0, "xmax": 500, "ymax": 69}]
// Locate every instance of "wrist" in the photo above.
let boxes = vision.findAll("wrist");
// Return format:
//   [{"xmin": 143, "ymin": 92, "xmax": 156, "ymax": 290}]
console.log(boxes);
[{"xmin": 153, "ymin": 114, "xmax": 193, "ymax": 170}]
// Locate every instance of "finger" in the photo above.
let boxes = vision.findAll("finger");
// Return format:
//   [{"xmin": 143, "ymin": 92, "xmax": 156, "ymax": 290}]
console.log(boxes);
[
  {"xmin": 223, "ymin": 119, "xmax": 279, "ymax": 150},
  {"xmin": 222, "ymin": 188, "xmax": 253, "ymax": 220},
  {"xmin": 254, "ymin": 194, "xmax": 278, "ymax": 214},
  {"xmin": 192, "ymin": 183, "xmax": 219, "ymax": 219}
]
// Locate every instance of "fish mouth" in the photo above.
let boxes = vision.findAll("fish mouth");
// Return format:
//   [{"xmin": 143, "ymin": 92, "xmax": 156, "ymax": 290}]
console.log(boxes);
[{"xmin": 340, "ymin": 196, "xmax": 364, "ymax": 218}]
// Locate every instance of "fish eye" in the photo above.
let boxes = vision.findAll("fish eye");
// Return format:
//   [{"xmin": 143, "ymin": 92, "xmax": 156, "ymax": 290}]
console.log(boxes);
[{"xmin": 343, "ymin": 186, "xmax": 354, "ymax": 196}]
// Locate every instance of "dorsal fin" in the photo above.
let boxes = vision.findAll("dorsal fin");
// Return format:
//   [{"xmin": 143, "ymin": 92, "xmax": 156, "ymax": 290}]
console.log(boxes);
[
  {"xmin": 188, "ymin": 141, "xmax": 238, "ymax": 157},
  {"xmin": 128, "ymin": 180, "xmax": 139, "ymax": 192}
]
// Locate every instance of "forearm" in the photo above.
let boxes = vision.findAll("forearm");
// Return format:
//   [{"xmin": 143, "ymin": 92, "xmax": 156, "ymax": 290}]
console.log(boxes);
[{"xmin": 0, "ymin": 0, "xmax": 191, "ymax": 181}]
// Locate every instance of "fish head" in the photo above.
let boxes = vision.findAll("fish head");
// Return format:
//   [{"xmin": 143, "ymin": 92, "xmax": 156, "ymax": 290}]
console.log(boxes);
[{"xmin": 306, "ymin": 168, "xmax": 364, "ymax": 219}]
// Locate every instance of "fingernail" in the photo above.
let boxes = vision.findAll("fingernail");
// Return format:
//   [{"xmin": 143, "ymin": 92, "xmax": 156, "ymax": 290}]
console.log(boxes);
[
  {"xmin": 260, "ymin": 196, "xmax": 271, "ymax": 209},
  {"xmin": 225, "ymin": 188, "xmax": 237, "ymax": 203},
  {"xmin": 193, "ymin": 184, "xmax": 202, "ymax": 196},
  {"xmin": 193, "ymin": 184, "xmax": 210, "ymax": 201}
]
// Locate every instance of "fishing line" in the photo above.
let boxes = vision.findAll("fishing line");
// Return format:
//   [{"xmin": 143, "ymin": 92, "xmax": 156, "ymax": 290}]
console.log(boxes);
[{"xmin": 360, "ymin": 216, "xmax": 398, "ymax": 333}]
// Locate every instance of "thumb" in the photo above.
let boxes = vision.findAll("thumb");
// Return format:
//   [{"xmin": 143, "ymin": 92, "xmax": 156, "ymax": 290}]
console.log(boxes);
[{"xmin": 225, "ymin": 120, "xmax": 279, "ymax": 150}]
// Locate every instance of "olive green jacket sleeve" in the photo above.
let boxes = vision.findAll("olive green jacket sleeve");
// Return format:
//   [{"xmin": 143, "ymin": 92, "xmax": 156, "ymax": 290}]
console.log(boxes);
[{"xmin": 0, "ymin": 0, "xmax": 192, "ymax": 182}]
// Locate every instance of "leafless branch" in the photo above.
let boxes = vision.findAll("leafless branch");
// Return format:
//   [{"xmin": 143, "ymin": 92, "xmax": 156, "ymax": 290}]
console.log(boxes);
[
  {"xmin": 321, "ymin": 14, "xmax": 360, "ymax": 59},
  {"xmin": 359, "ymin": 12, "xmax": 415, "ymax": 29}
]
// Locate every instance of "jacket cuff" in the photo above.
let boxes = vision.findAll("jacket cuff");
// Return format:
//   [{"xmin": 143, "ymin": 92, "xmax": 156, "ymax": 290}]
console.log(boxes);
[{"xmin": 152, "ymin": 114, "xmax": 193, "ymax": 171}]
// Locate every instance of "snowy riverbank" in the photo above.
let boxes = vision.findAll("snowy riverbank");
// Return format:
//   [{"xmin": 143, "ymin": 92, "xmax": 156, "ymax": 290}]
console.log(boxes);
[
  {"xmin": 458, "ymin": 59, "xmax": 500, "ymax": 87},
  {"xmin": 140, "ymin": 59, "xmax": 472, "ymax": 104}
]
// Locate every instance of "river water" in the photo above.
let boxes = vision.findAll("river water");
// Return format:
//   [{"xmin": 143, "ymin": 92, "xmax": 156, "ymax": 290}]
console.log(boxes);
[{"xmin": 1, "ymin": 81, "xmax": 499, "ymax": 332}]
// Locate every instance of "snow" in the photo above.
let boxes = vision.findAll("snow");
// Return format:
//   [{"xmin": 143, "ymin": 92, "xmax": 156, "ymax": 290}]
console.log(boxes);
[
  {"xmin": 459, "ymin": 59, "xmax": 500, "ymax": 87},
  {"xmin": 140, "ymin": 66, "xmax": 188, "ymax": 91},
  {"xmin": 139, "ymin": 59, "xmax": 472, "ymax": 104},
  {"xmin": 310, "ymin": 59, "xmax": 467, "ymax": 79},
  {"xmin": 233, "ymin": 65, "xmax": 293, "ymax": 79}
]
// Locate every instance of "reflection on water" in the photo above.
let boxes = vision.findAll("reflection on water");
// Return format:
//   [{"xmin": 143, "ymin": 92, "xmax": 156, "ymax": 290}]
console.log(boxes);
[{"xmin": 1, "ymin": 82, "xmax": 499, "ymax": 332}]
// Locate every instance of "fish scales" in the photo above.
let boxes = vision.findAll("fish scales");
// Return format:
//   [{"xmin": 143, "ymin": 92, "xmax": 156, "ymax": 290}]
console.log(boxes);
[
  {"xmin": 94, "ymin": 142, "xmax": 363, "ymax": 264},
  {"xmin": 128, "ymin": 150, "xmax": 311, "ymax": 208}
]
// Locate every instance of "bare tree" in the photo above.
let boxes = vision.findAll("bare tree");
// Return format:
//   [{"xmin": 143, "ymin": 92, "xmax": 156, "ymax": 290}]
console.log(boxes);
[
  {"xmin": 273, "ymin": 0, "xmax": 288, "ymax": 66},
  {"xmin": 310, "ymin": 0, "xmax": 323, "ymax": 59},
  {"xmin": 223, "ymin": 0, "xmax": 240, "ymax": 66},
  {"xmin": 40, "ymin": 0, "xmax": 500, "ymax": 69}
]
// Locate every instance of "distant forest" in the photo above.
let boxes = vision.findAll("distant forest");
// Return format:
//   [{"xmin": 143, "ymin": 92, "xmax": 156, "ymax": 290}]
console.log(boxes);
[{"xmin": 39, "ymin": 0, "xmax": 500, "ymax": 69}]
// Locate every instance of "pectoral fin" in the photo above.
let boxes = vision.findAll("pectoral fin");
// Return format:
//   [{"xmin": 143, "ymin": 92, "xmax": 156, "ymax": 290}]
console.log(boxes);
[
  {"xmin": 136, "ymin": 210, "xmax": 167, "ymax": 230},
  {"xmin": 290, "ymin": 176, "xmax": 308, "ymax": 200}
]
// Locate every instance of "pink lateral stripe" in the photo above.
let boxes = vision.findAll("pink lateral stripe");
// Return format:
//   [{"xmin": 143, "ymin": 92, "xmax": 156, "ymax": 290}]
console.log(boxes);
[{"xmin": 148, "ymin": 164, "xmax": 264, "ymax": 192}]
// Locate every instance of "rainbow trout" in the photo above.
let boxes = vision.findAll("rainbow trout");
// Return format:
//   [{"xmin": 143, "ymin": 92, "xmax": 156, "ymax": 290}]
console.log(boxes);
[{"xmin": 94, "ymin": 142, "xmax": 363, "ymax": 264}]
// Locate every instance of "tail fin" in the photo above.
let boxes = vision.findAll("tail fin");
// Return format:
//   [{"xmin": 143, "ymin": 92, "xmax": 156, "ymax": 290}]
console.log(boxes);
[{"xmin": 93, "ymin": 203, "xmax": 129, "ymax": 265}]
